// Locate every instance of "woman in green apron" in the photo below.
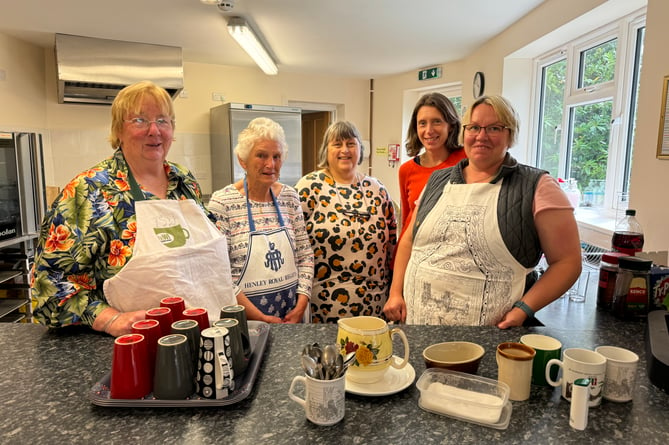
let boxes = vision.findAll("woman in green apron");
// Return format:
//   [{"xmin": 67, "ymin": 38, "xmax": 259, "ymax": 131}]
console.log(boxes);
[{"xmin": 31, "ymin": 81, "xmax": 236, "ymax": 336}]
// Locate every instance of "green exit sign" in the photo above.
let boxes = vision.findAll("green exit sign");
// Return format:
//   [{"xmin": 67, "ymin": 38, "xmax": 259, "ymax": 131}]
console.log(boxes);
[{"xmin": 418, "ymin": 66, "xmax": 442, "ymax": 81}]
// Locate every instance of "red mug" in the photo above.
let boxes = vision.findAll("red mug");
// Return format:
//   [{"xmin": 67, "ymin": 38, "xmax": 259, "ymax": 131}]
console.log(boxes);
[
  {"xmin": 146, "ymin": 307, "xmax": 174, "ymax": 338},
  {"xmin": 110, "ymin": 333, "xmax": 152, "ymax": 399},
  {"xmin": 182, "ymin": 307, "xmax": 210, "ymax": 332},
  {"xmin": 160, "ymin": 296, "xmax": 186, "ymax": 321},
  {"xmin": 131, "ymin": 319, "xmax": 161, "ymax": 377}
]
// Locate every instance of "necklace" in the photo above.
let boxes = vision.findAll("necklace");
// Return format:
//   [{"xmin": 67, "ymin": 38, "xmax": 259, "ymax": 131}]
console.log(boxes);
[{"xmin": 323, "ymin": 170, "xmax": 371, "ymax": 222}]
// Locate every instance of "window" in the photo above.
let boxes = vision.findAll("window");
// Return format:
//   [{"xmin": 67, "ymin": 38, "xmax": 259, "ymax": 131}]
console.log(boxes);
[{"xmin": 532, "ymin": 11, "xmax": 645, "ymax": 210}]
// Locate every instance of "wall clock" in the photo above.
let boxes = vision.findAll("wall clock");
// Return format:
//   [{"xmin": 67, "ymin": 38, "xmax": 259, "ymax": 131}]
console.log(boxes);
[{"xmin": 473, "ymin": 71, "xmax": 485, "ymax": 98}]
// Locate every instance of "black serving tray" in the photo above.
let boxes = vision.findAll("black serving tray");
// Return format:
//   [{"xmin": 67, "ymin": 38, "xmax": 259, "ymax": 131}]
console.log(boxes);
[{"xmin": 89, "ymin": 320, "xmax": 270, "ymax": 407}]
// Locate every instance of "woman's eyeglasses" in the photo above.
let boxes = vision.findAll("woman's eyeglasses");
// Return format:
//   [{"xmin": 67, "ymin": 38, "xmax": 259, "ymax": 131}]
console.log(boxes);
[
  {"xmin": 125, "ymin": 117, "xmax": 174, "ymax": 130},
  {"xmin": 341, "ymin": 209, "xmax": 371, "ymax": 221},
  {"xmin": 463, "ymin": 124, "xmax": 509, "ymax": 135}
]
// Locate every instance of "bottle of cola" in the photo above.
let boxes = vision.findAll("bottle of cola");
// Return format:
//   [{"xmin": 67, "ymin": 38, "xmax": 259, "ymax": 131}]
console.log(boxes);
[{"xmin": 611, "ymin": 209, "xmax": 644, "ymax": 256}]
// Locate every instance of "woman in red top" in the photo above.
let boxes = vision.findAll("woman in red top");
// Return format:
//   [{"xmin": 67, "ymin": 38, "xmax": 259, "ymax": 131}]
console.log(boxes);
[{"xmin": 398, "ymin": 93, "xmax": 466, "ymax": 239}]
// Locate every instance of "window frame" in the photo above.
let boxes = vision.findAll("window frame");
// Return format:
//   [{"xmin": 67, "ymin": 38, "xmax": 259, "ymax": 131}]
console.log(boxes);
[{"xmin": 530, "ymin": 9, "xmax": 646, "ymax": 211}]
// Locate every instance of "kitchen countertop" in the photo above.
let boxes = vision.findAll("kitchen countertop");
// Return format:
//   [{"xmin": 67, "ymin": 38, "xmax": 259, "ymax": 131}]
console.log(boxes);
[{"xmin": 1, "ymin": 304, "xmax": 668, "ymax": 445}]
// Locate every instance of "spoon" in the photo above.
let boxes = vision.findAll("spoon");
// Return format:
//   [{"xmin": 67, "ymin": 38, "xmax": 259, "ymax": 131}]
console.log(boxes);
[
  {"xmin": 308, "ymin": 343, "xmax": 322, "ymax": 363},
  {"xmin": 301, "ymin": 354, "xmax": 318, "ymax": 379},
  {"xmin": 321, "ymin": 344, "xmax": 340, "ymax": 380},
  {"xmin": 339, "ymin": 351, "xmax": 356, "ymax": 376},
  {"xmin": 333, "ymin": 352, "xmax": 344, "ymax": 378}
]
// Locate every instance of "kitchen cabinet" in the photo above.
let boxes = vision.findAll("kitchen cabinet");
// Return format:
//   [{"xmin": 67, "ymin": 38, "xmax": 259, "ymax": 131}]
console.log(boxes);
[{"xmin": 0, "ymin": 236, "xmax": 36, "ymax": 322}]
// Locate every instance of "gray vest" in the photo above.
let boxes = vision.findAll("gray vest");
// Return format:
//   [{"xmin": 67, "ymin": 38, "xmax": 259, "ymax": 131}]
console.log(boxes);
[{"xmin": 413, "ymin": 154, "xmax": 547, "ymax": 269}]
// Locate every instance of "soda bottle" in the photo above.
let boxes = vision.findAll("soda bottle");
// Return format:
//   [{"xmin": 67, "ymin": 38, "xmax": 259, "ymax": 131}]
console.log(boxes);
[{"xmin": 611, "ymin": 209, "xmax": 644, "ymax": 256}]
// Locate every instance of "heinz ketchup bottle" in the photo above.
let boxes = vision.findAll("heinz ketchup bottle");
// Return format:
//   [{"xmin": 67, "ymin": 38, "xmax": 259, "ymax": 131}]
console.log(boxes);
[{"xmin": 611, "ymin": 209, "xmax": 644, "ymax": 256}]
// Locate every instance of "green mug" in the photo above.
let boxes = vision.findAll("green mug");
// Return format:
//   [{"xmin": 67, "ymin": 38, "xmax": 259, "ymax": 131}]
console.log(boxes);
[
  {"xmin": 520, "ymin": 334, "xmax": 562, "ymax": 387},
  {"xmin": 153, "ymin": 224, "xmax": 190, "ymax": 248}
]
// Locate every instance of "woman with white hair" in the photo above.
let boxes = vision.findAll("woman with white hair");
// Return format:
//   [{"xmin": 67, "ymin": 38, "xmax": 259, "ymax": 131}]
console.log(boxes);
[{"xmin": 208, "ymin": 117, "xmax": 313, "ymax": 323}]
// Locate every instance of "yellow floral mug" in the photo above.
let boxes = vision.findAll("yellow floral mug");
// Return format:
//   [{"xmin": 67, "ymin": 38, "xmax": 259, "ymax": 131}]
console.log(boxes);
[{"xmin": 337, "ymin": 316, "xmax": 410, "ymax": 383}]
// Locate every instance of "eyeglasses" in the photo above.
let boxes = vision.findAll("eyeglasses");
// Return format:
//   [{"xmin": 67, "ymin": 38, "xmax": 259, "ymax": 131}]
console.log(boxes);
[
  {"xmin": 125, "ymin": 117, "xmax": 174, "ymax": 130},
  {"xmin": 463, "ymin": 124, "xmax": 509, "ymax": 135},
  {"xmin": 341, "ymin": 209, "xmax": 371, "ymax": 221}
]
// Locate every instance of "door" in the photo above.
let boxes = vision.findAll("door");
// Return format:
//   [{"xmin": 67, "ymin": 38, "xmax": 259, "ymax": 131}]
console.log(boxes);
[{"xmin": 301, "ymin": 111, "xmax": 331, "ymax": 174}]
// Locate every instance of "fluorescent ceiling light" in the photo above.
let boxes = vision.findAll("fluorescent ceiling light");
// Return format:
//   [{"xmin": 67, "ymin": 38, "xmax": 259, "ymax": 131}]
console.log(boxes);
[{"xmin": 227, "ymin": 17, "xmax": 278, "ymax": 75}]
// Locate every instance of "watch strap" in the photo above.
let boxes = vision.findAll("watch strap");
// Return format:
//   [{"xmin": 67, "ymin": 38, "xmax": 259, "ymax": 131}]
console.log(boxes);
[{"xmin": 512, "ymin": 300, "xmax": 535, "ymax": 319}]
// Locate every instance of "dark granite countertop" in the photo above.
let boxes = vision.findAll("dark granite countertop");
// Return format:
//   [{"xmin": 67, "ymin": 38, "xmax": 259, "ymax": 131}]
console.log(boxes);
[{"xmin": 1, "ymin": 306, "xmax": 668, "ymax": 445}]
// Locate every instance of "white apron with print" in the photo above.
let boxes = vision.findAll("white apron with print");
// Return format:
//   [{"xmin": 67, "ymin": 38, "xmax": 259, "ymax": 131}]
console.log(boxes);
[
  {"xmin": 404, "ymin": 180, "xmax": 532, "ymax": 325},
  {"xmin": 104, "ymin": 199, "xmax": 236, "ymax": 321}
]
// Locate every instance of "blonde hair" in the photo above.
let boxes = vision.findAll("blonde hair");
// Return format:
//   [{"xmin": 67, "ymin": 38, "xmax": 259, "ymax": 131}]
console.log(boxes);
[
  {"xmin": 108, "ymin": 80, "xmax": 175, "ymax": 148},
  {"xmin": 462, "ymin": 95, "xmax": 519, "ymax": 147}
]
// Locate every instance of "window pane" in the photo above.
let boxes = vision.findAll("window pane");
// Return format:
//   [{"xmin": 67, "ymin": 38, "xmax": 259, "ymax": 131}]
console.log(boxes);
[
  {"xmin": 537, "ymin": 59, "xmax": 566, "ymax": 177},
  {"xmin": 579, "ymin": 39, "xmax": 617, "ymax": 88},
  {"xmin": 450, "ymin": 96, "xmax": 463, "ymax": 116},
  {"xmin": 567, "ymin": 100, "xmax": 612, "ymax": 207}
]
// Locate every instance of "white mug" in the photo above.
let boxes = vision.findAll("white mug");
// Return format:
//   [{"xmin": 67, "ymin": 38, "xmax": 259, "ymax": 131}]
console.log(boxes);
[
  {"xmin": 288, "ymin": 374, "xmax": 345, "ymax": 426},
  {"xmin": 546, "ymin": 348, "xmax": 607, "ymax": 407},
  {"xmin": 595, "ymin": 345, "xmax": 639, "ymax": 402}
]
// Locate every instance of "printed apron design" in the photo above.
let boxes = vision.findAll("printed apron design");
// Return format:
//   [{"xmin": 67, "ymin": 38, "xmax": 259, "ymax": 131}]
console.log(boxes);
[
  {"xmin": 237, "ymin": 179, "xmax": 298, "ymax": 318},
  {"xmin": 404, "ymin": 180, "xmax": 531, "ymax": 326},
  {"xmin": 104, "ymin": 171, "xmax": 235, "ymax": 320}
]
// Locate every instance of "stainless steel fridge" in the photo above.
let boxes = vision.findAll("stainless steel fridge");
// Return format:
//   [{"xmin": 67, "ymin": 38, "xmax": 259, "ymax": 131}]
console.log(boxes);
[
  {"xmin": 210, "ymin": 103, "xmax": 303, "ymax": 193},
  {"xmin": 0, "ymin": 131, "xmax": 47, "ymax": 247}
]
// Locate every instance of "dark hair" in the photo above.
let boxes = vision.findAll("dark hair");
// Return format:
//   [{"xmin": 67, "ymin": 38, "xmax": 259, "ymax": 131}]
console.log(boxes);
[
  {"xmin": 405, "ymin": 92, "xmax": 462, "ymax": 157},
  {"xmin": 317, "ymin": 121, "xmax": 364, "ymax": 168}
]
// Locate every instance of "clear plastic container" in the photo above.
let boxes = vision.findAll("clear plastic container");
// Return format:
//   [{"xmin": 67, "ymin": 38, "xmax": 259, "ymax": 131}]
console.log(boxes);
[{"xmin": 416, "ymin": 368, "xmax": 510, "ymax": 428}]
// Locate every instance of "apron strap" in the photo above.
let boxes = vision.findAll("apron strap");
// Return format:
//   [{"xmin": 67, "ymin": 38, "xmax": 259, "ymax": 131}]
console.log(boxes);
[
  {"xmin": 126, "ymin": 167, "xmax": 146, "ymax": 202},
  {"xmin": 126, "ymin": 162, "xmax": 200, "ymax": 203},
  {"xmin": 243, "ymin": 177, "xmax": 285, "ymax": 232}
]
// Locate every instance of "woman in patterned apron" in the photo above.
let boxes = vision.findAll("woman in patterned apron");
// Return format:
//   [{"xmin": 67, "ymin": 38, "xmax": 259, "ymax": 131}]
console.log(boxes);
[
  {"xmin": 384, "ymin": 95, "xmax": 582, "ymax": 328},
  {"xmin": 208, "ymin": 118, "xmax": 313, "ymax": 323},
  {"xmin": 31, "ymin": 81, "xmax": 236, "ymax": 336}
]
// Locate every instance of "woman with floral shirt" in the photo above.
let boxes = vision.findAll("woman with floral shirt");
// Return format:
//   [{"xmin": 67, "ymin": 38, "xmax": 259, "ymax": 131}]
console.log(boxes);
[{"xmin": 31, "ymin": 81, "xmax": 236, "ymax": 336}]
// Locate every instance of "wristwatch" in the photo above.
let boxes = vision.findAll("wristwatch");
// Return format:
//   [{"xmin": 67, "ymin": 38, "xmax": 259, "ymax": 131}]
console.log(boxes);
[{"xmin": 512, "ymin": 300, "xmax": 535, "ymax": 319}]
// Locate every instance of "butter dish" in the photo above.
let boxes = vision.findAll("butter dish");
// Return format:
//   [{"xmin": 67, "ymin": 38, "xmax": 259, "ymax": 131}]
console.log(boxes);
[{"xmin": 416, "ymin": 368, "xmax": 512, "ymax": 429}]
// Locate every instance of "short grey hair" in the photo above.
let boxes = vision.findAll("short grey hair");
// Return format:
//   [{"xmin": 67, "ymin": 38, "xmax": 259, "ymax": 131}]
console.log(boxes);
[
  {"xmin": 234, "ymin": 117, "xmax": 288, "ymax": 162},
  {"xmin": 317, "ymin": 121, "xmax": 364, "ymax": 168}
]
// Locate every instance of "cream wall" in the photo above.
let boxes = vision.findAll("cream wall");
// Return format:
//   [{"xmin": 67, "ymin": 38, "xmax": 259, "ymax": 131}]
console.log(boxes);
[
  {"xmin": 1, "ymin": 38, "xmax": 370, "ymax": 196},
  {"xmin": 371, "ymin": 0, "xmax": 611, "ymax": 200},
  {"xmin": 0, "ymin": 34, "xmax": 47, "ymax": 129},
  {"xmin": 371, "ymin": 0, "xmax": 669, "ymax": 254},
  {"xmin": 628, "ymin": 0, "xmax": 669, "ymax": 253},
  {"xmin": 2, "ymin": 0, "xmax": 668, "ymax": 252}
]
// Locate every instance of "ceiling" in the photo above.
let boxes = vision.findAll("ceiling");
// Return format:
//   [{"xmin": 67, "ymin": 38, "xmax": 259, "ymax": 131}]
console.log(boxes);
[{"xmin": 0, "ymin": 0, "xmax": 545, "ymax": 78}]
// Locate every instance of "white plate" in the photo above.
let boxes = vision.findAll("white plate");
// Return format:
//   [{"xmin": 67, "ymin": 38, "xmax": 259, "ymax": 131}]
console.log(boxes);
[{"xmin": 345, "ymin": 356, "xmax": 416, "ymax": 396}]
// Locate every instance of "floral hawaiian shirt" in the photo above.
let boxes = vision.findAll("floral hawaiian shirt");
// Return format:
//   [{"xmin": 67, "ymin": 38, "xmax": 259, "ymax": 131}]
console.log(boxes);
[{"xmin": 30, "ymin": 148, "xmax": 209, "ymax": 328}]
